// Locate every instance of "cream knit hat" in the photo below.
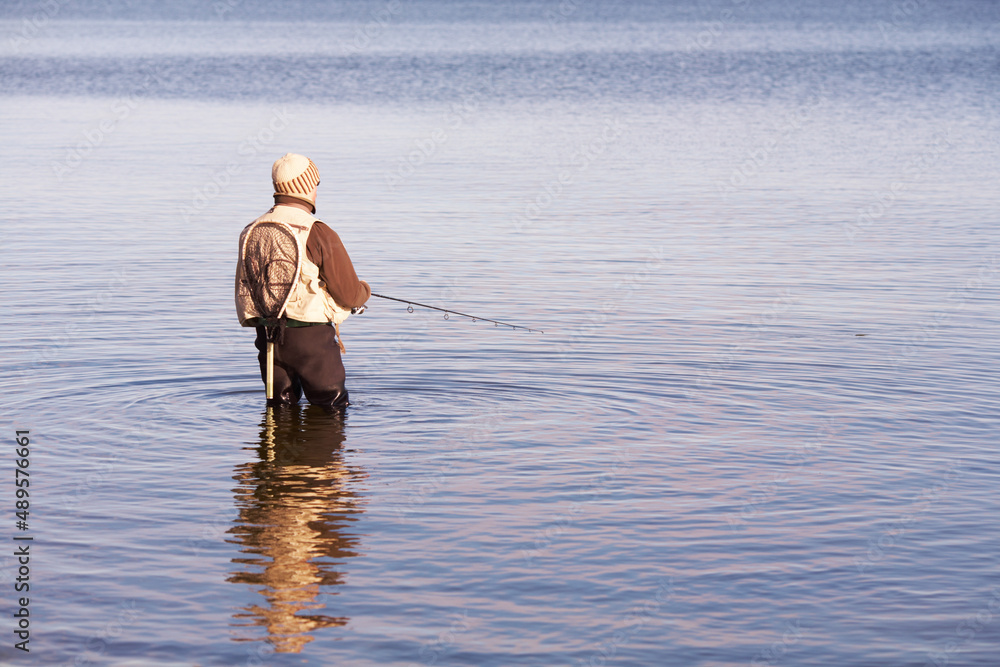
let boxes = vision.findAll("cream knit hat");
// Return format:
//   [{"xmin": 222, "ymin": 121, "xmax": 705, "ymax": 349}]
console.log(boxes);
[{"xmin": 272, "ymin": 153, "xmax": 320, "ymax": 199}]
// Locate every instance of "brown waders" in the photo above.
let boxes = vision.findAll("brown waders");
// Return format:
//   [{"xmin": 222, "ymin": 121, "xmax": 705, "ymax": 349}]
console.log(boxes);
[{"xmin": 254, "ymin": 324, "xmax": 348, "ymax": 408}]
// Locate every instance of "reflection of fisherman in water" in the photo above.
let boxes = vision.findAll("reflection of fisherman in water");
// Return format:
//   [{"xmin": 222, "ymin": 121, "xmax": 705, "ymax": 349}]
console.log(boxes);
[{"xmin": 228, "ymin": 405, "xmax": 366, "ymax": 654}]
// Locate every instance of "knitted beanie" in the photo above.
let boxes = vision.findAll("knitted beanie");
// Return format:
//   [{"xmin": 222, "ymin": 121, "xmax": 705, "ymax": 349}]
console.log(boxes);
[{"xmin": 272, "ymin": 153, "xmax": 320, "ymax": 199}]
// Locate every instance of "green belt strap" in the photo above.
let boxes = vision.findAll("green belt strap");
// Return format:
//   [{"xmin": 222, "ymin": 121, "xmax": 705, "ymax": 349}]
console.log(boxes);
[{"xmin": 245, "ymin": 318, "xmax": 328, "ymax": 328}]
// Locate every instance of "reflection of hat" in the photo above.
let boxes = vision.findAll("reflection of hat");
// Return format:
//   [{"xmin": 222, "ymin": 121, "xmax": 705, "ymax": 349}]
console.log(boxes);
[{"xmin": 272, "ymin": 153, "xmax": 320, "ymax": 198}]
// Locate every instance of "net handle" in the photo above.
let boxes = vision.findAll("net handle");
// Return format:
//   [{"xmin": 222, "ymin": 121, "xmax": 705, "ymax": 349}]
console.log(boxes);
[{"xmin": 266, "ymin": 342, "xmax": 274, "ymax": 400}]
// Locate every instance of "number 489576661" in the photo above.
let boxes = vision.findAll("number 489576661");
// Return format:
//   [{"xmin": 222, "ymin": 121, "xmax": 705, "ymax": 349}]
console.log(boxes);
[{"xmin": 15, "ymin": 432, "xmax": 29, "ymax": 516}]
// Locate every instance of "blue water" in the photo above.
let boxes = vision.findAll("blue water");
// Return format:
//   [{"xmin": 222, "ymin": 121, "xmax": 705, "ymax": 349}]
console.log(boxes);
[{"xmin": 1, "ymin": 1, "xmax": 999, "ymax": 665}]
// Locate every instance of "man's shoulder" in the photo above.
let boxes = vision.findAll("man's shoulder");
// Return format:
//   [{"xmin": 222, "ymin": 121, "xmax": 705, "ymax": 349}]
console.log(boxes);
[
  {"xmin": 308, "ymin": 220, "xmax": 342, "ymax": 242},
  {"xmin": 238, "ymin": 219, "xmax": 257, "ymax": 240},
  {"xmin": 238, "ymin": 209, "xmax": 272, "ymax": 237}
]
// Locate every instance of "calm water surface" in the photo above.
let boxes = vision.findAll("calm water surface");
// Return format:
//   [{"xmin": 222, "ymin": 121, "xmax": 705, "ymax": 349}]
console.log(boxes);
[{"xmin": 1, "ymin": 1, "xmax": 999, "ymax": 665}]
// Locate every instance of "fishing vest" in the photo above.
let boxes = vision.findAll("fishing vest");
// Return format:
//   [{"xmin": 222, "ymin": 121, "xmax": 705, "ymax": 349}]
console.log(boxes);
[{"xmin": 235, "ymin": 205, "xmax": 352, "ymax": 327}]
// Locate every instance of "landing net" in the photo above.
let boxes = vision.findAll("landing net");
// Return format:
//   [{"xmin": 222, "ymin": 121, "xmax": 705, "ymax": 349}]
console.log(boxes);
[{"xmin": 241, "ymin": 222, "xmax": 300, "ymax": 341}]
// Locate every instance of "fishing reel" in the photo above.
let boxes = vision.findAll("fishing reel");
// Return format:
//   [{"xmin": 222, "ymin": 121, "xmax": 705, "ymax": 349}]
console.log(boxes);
[{"xmin": 351, "ymin": 305, "xmax": 366, "ymax": 315}]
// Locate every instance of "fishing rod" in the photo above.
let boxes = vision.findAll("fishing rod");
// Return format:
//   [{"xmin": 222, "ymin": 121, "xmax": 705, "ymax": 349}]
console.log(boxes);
[{"xmin": 370, "ymin": 293, "xmax": 544, "ymax": 333}]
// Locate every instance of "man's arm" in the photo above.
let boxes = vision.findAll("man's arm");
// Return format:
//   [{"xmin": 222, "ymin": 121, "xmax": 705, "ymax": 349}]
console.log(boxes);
[{"xmin": 305, "ymin": 221, "xmax": 371, "ymax": 309}]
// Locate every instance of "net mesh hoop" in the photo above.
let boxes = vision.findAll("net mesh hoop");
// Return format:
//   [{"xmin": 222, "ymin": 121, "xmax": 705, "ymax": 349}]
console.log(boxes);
[{"xmin": 240, "ymin": 220, "xmax": 303, "ymax": 322}]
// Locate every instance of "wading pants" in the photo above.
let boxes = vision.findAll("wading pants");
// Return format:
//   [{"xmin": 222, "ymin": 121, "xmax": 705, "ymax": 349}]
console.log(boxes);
[{"xmin": 254, "ymin": 324, "xmax": 348, "ymax": 407}]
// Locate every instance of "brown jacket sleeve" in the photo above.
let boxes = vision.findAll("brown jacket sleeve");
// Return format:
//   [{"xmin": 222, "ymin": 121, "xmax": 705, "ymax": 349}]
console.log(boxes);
[{"xmin": 305, "ymin": 221, "xmax": 371, "ymax": 309}]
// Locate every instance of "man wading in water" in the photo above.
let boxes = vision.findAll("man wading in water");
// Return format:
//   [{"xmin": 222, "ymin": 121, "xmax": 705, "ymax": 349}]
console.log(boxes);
[{"xmin": 235, "ymin": 153, "xmax": 370, "ymax": 407}]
